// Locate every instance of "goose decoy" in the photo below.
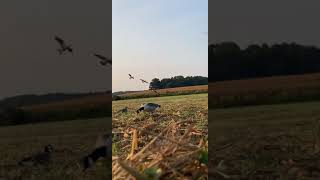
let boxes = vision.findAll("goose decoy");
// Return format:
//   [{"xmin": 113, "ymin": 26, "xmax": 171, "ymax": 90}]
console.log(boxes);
[
  {"xmin": 140, "ymin": 79, "xmax": 149, "ymax": 84},
  {"xmin": 136, "ymin": 103, "xmax": 161, "ymax": 114},
  {"xmin": 128, "ymin": 74, "xmax": 134, "ymax": 79},
  {"xmin": 18, "ymin": 144, "xmax": 54, "ymax": 167},
  {"xmin": 93, "ymin": 53, "xmax": 112, "ymax": 66},
  {"xmin": 54, "ymin": 36, "xmax": 73, "ymax": 55},
  {"xmin": 83, "ymin": 134, "xmax": 112, "ymax": 171}
]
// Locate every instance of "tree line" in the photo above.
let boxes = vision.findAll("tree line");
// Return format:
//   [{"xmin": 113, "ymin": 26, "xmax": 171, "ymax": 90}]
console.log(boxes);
[
  {"xmin": 209, "ymin": 42, "xmax": 320, "ymax": 82},
  {"xmin": 149, "ymin": 76, "xmax": 208, "ymax": 90}
]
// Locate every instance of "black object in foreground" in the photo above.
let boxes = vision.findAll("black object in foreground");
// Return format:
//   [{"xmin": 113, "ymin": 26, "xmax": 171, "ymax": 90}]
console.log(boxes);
[
  {"xmin": 18, "ymin": 144, "xmax": 54, "ymax": 167},
  {"xmin": 83, "ymin": 134, "xmax": 112, "ymax": 171},
  {"xmin": 136, "ymin": 103, "xmax": 161, "ymax": 114}
]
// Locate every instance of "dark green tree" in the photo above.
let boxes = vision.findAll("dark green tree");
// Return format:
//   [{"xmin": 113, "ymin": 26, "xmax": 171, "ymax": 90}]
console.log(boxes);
[{"xmin": 149, "ymin": 78, "xmax": 161, "ymax": 90}]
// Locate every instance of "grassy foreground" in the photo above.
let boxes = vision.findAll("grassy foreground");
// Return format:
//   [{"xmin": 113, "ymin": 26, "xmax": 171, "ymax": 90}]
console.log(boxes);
[
  {"xmin": 210, "ymin": 101, "xmax": 320, "ymax": 179},
  {"xmin": 112, "ymin": 93, "xmax": 208, "ymax": 179},
  {"xmin": 0, "ymin": 117, "xmax": 111, "ymax": 180}
]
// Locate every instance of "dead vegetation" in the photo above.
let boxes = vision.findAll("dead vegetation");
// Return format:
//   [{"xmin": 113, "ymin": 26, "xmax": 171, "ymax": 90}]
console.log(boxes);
[
  {"xmin": 116, "ymin": 85, "xmax": 208, "ymax": 100},
  {"xmin": 112, "ymin": 94, "xmax": 208, "ymax": 179},
  {"xmin": 210, "ymin": 102, "xmax": 320, "ymax": 179}
]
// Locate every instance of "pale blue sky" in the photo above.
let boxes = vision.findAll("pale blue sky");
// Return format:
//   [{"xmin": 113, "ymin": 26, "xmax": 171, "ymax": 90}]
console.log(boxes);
[{"xmin": 112, "ymin": 0, "xmax": 208, "ymax": 92}]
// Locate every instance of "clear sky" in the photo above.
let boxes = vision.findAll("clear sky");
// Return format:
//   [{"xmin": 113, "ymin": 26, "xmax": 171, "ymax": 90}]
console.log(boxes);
[{"xmin": 112, "ymin": 0, "xmax": 208, "ymax": 92}]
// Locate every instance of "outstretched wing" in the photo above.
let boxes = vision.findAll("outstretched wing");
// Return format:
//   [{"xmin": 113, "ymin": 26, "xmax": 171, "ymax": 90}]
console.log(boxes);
[
  {"xmin": 66, "ymin": 47, "xmax": 73, "ymax": 53},
  {"xmin": 100, "ymin": 59, "xmax": 112, "ymax": 66},
  {"xmin": 94, "ymin": 53, "xmax": 107, "ymax": 60},
  {"xmin": 105, "ymin": 59, "xmax": 112, "ymax": 65},
  {"xmin": 54, "ymin": 36, "xmax": 65, "ymax": 46},
  {"xmin": 140, "ymin": 79, "xmax": 148, "ymax": 83}
]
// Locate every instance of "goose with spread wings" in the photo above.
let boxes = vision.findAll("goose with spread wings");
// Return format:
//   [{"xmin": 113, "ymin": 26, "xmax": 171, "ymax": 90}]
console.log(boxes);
[
  {"xmin": 93, "ymin": 53, "xmax": 112, "ymax": 66},
  {"xmin": 54, "ymin": 36, "xmax": 73, "ymax": 55},
  {"xmin": 153, "ymin": 90, "xmax": 160, "ymax": 95},
  {"xmin": 128, "ymin": 74, "xmax": 134, "ymax": 79},
  {"xmin": 140, "ymin": 79, "xmax": 149, "ymax": 84}
]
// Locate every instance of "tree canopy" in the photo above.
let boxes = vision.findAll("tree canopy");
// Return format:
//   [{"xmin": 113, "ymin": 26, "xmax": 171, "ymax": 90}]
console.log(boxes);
[
  {"xmin": 209, "ymin": 42, "xmax": 320, "ymax": 82},
  {"xmin": 149, "ymin": 76, "xmax": 208, "ymax": 90}
]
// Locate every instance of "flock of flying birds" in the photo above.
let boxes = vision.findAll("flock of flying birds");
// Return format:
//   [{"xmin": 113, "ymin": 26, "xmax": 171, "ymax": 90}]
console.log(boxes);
[
  {"xmin": 54, "ymin": 35, "xmax": 112, "ymax": 66},
  {"xmin": 55, "ymin": 35, "xmax": 158, "ymax": 95},
  {"xmin": 128, "ymin": 73, "xmax": 160, "ymax": 95}
]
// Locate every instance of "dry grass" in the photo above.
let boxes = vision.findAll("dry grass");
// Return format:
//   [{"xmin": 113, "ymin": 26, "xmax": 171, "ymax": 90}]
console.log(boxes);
[
  {"xmin": 117, "ymin": 85, "xmax": 208, "ymax": 100},
  {"xmin": 0, "ymin": 118, "xmax": 111, "ymax": 180},
  {"xmin": 209, "ymin": 73, "xmax": 320, "ymax": 97},
  {"xmin": 209, "ymin": 73, "xmax": 320, "ymax": 107},
  {"xmin": 21, "ymin": 93, "xmax": 112, "ymax": 113},
  {"xmin": 210, "ymin": 102, "xmax": 320, "ymax": 179},
  {"xmin": 112, "ymin": 94, "xmax": 208, "ymax": 179}
]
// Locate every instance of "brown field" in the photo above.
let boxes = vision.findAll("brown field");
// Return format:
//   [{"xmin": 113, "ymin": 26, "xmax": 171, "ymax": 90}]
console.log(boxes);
[
  {"xmin": 209, "ymin": 73, "xmax": 320, "ymax": 107},
  {"xmin": 210, "ymin": 73, "xmax": 320, "ymax": 179},
  {"xmin": 117, "ymin": 85, "xmax": 208, "ymax": 99},
  {"xmin": 209, "ymin": 73, "xmax": 320, "ymax": 97},
  {"xmin": 21, "ymin": 93, "xmax": 112, "ymax": 113}
]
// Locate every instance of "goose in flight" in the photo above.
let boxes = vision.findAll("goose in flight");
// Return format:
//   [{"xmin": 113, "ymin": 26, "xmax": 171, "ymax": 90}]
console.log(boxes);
[
  {"xmin": 153, "ymin": 90, "xmax": 160, "ymax": 95},
  {"xmin": 136, "ymin": 103, "xmax": 161, "ymax": 114},
  {"xmin": 93, "ymin": 53, "xmax": 112, "ymax": 66},
  {"xmin": 128, "ymin": 74, "xmax": 134, "ymax": 79},
  {"xmin": 18, "ymin": 144, "xmax": 54, "ymax": 166},
  {"xmin": 140, "ymin": 79, "xmax": 149, "ymax": 84},
  {"xmin": 54, "ymin": 36, "xmax": 73, "ymax": 55}
]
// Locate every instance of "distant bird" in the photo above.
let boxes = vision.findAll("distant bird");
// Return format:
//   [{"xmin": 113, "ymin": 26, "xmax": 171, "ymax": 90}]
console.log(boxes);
[
  {"xmin": 54, "ymin": 36, "xmax": 73, "ymax": 55},
  {"xmin": 128, "ymin": 74, "xmax": 134, "ymax": 79},
  {"xmin": 153, "ymin": 90, "xmax": 160, "ymax": 95},
  {"xmin": 83, "ymin": 134, "xmax": 112, "ymax": 171},
  {"xmin": 93, "ymin": 53, "xmax": 112, "ymax": 66},
  {"xmin": 140, "ymin": 79, "xmax": 149, "ymax": 84},
  {"xmin": 18, "ymin": 144, "xmax": 54, "ymax": 167},
  {"xmin": 136, "ymin": 103, "xmax": 161, "ymax": 114}
]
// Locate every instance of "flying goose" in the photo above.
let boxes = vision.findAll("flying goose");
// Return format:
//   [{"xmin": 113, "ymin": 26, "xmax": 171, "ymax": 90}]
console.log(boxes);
[
  {"xmin": 83, "ymin": 134, "xmax": 112, "ymax": 171},
  {"xmin": 18, "ymin": 144, "xmax": 54, "ymax": 166},
  {"xmin": 140, "ymin": 79, "xmax": 149, "ymax": 84},
  {"xmin": 93, "ymin": 53, "xmax": 112, "ymax": 66},
  {"xmin": 128, "ymin": 74, "xmax": 134, "ymax": 79},
  {"xmin": 153, "ymin": 90, "xmax": 160, "ymax": 95},
  {"xmin": 136, "ymin": 103, "xmax": 161, "ymax": 114},
  {"xmin": 54, "ymin": 36, "xmax": 73, "ymax": 55}
]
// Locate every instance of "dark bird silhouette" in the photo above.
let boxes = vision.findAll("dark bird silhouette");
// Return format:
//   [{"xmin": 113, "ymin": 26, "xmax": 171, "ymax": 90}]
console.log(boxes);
[
  {"xmin": 153, "ymin": 90, "xmax": 160, "ymax": 95},
  {"xmin": 83, "ymin": 134, "xmax": 112, "ymax": 171},
  {"xmin": 128, "ymin": 74, "xmax": 134, "ymax": 79},
  {"xmin": 140, "ymin": 79, "xmax": 149, "ymax": 84},
  {"xmin": 54, "ymin": 36, "xmax": 73, "ymax": 55},
  {"xmin": 18, "ymin": 144, "xmax": 54, "ymax": 167},
  {"xmin": 137, "ymin": 103, "xmax": 161, "ymax": 114},
  {"xmin": 93, "ymin": 53, "xmax": 112, "ymax": 66}
]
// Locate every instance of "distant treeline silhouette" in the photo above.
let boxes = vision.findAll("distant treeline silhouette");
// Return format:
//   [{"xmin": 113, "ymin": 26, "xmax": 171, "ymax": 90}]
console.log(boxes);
[
  {"xmin": 0, "ymin": 91, "xmax": 112, "ymax": 126},
  {"xmin": 0, "ymin": 91, "xmax": 111, "ymax": 109},
  {"xmin": 209, "ymin": 42, "xmax": 320, "ymax": 82},
  {"xmin": 149, "ymin": 76, "xmax": 208, "ymax": 90}
]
